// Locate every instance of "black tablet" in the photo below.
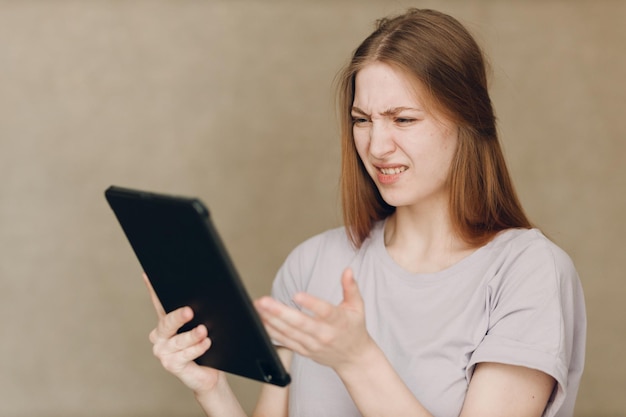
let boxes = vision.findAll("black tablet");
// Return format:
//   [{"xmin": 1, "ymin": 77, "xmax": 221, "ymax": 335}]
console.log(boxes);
[{"xmin": 105, "ymin": 185, "xmax": 290, "ymax": 387}]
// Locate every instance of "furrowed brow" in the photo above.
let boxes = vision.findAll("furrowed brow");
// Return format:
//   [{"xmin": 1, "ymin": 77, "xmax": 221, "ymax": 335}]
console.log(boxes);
[
  {"xmin": 351, "ymin": 106, "xmax": 368, "ymax": 115},
  {"xmin": 351, "ymin": 106, "xmax": 422, "ymax": 117},
  {"xmin": 381, "ymin": 107, "xmax": 419, "ymax": 116}
]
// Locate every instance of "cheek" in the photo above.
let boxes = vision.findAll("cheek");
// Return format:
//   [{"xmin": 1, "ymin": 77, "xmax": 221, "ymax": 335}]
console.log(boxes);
[
  {"xmin": 442, "ymin": 136, "xmax": 459, "ymax": 166},
  {"xmin": 434, "ymin": 141, "xmax": 458, "ymax": 181},
  {"xmin": 431, "ymin": 125, "xmax": 458, "ymax": 165}
]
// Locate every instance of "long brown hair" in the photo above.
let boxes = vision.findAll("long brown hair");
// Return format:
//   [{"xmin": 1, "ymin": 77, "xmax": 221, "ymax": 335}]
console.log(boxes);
[{"xmin": 338, "ymin": 8, "xmax": 531, "ymax": 247}]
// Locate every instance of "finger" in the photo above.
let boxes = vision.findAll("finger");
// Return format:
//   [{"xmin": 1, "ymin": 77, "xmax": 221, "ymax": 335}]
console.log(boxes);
[
  {"xmin": 262, "ymin": 318, "xmax": 309, "ymax": 352},
  {"xmin": 143, "ymin": 273, "xmax": 166, "ymax": 318},
  {"xmin": 293, "ymin": 292, "xmax": 335, "ymax": 320},
  {"xmin": 169, "ymin": 336, "xmax": 212, "ymax": 366},
  {"xmin": 171, "ymin": 324, "xmax": 208, "ymax": 352},
  {"xmin": 257, "ymin": 296, "xmax": 317, "ymax": 326},
  {"xmin": 262, "ymin": 314, "xmax": 319, "ymax": 357},
  {"xmin": 176, "ymin": 335, "xmax": 212, "ymax": 363},
  {"xmin": 340, "ymin": 268, "xmax": 363, "ymax": 311},
  {"xmin": 157, "ymin": 329, "xmax": 212, "ymax": 371},
  {"xmin": 154, "ymin": 306, "xmax": 194, "ymax": 340},
  {"xmin": 155, "ymin": 323, "xmax": 208, "ymax": 355},
  {"xmin": 256, "ymin": 297, "xmax": 321, "ymax": 350}
]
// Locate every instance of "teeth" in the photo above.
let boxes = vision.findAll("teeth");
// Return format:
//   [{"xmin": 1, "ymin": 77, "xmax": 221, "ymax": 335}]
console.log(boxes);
[{"xmin": 380, "ymin": 167, "xmax": 407, "ymax": 175}]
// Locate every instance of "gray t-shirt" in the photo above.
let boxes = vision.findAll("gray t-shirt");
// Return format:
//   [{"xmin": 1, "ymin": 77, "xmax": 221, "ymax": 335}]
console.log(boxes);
[{"xmin": 272, "ymin": 221, "xmax": 586, "ymax": 417}]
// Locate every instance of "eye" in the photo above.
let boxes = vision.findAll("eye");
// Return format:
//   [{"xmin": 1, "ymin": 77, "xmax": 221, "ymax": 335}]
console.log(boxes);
[
  {"xmin": 395, "ymin": 117, "xmax": 417, "ymax": 125},
  {"xmin": 351, "ymin": 116, "xmax": 370, "ymax": 126}
]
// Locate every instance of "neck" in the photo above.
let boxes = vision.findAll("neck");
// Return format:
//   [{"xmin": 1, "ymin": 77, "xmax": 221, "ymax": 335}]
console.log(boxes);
[{"xmin": 384, "ymin": 205, "xmax": 474, "ymax": 274}]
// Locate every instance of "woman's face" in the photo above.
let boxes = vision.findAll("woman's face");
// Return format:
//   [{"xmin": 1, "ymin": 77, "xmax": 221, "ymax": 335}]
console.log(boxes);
[{"xmin": 352, "ymin": 62, "xmax": 458, "ymax": 212}]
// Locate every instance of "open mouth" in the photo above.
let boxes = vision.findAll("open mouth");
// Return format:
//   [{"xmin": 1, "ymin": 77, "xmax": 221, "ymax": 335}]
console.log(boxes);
[{"xmin": 378, "ymin": 166, "xmax": 407, "ymax": 175}]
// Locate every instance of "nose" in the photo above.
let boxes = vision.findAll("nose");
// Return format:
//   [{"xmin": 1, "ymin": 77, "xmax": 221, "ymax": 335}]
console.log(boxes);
[{"xmin": 369, "ymin": 121, "xmax": 396, "ymax": 159}]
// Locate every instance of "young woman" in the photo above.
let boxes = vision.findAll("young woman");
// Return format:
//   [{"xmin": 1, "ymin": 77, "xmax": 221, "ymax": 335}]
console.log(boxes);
[{"xmin": 147, "ymin": 8, "xmax": 586, "ymax": 417}]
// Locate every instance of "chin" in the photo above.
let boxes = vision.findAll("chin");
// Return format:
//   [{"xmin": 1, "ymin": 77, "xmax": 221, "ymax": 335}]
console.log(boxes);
[
  {"xmin": 378, "ymin": 193, "xmax": 412, "ymax": 208},
  {"xmin": 378, "ymin": 189, "xmax": 444, "ymax": 211}
]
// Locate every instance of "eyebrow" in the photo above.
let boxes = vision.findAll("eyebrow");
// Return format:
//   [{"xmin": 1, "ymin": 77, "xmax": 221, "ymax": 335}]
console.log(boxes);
[{"xmin": 351, "ymin": 106, "xmax": 422, "ymax": 116}]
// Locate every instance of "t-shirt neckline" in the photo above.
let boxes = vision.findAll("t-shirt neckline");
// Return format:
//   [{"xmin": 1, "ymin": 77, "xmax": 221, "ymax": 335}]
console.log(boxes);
[{"xmin": 368, "ymin": 219, "xmax": 499, "ymax": 285}]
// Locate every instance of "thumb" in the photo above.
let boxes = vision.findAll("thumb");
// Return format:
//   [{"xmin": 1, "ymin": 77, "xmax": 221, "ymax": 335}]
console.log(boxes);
[{"xmin": 341, "ymin": 268, "xmax": 363, "ymax": 311}]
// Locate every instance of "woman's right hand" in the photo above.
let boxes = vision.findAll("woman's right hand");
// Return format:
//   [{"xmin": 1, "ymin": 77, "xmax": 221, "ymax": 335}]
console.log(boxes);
[{"xmin": 144, "ymin": 274, "xmax": 223, "ymax": 395}]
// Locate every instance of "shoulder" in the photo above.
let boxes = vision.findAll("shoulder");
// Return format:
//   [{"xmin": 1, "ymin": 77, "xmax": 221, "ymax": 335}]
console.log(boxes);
[
  {"xmin": 479, "ymin": 227, "xmax": 585, "ymax": 325},
  {"xmin": 293, "ymin": 225, "xmax": 355, "ymax": 256},
  {"xmin": 482, "ymin": 228, "xmax": 585, "ymax": 332},
  {"xmin": 488, "ymin": 228, "xmax": 578, "ymax": 283},
  {"xmin": 288, "ymin": 221, "xmax": 387, "ymax": 269},
  {"xmin": 271, "ymin": 226, "xmax": 357, "ymax": 303}
]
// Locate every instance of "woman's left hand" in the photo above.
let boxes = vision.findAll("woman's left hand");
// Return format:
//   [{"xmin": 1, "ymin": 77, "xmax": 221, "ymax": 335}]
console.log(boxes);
[{"xmin": 255, "ymin": 268, "xmax": 375, "ymax": 371}]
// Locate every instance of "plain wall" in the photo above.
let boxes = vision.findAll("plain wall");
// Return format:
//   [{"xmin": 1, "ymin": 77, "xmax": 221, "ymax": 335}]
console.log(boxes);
[{"xmin": 1, "ymin": 1, "xmax": 624, "ymax": 416}]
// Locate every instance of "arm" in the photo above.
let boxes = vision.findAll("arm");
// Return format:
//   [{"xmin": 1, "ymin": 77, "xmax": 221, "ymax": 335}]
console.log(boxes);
[
  {"xmin": 252, "ymin": 347, "xmax": 292, "ymax": 417},
  {"xmin": 195, "ymin": 349, "xmax": 291, "ymax": 417},
  {"xmin": 256, "ymin": 269, "xmax": 556, "ymax": 417},
  {"xmin": 460, "ymin": 363, "xmax": 555, "ymax": 417}
]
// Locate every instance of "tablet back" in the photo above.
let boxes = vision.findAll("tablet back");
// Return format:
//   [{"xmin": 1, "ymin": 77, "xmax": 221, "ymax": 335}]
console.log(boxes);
[{"xmin": 105, "ymin": 186, "xmax": 290, "ymax": 386}]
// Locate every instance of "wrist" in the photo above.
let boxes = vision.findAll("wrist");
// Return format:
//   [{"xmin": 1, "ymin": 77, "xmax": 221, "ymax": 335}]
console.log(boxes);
[
  {"xmin": 333, "ymin": 336, "xmax": 381, "ymax": 378},
  {"xmin": 193, "ymin": 372, "xmax": 247, "ymax": 417},
  {"xmin": 332, "ymin": 340, "xmax": 433, "ymax": 417},
  {"xmin": 192, "ymin": 370, "xmax": 227, "ymax": 399}
]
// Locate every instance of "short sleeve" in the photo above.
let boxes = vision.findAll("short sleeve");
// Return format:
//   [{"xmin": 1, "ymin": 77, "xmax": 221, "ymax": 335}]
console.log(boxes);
[
  {"xmin": 271, "ymin": 227, "xmax": 347, "ymax": 308},
  {"xmin": 468, "ymin": 230, "xmax": 586, "ymax": 417},
  {"xmin": 271, "ymin": 248, "xmax": 305, "ymax": 309}
]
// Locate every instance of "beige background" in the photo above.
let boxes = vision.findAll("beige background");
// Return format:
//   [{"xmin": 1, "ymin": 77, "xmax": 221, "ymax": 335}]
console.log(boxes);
[{"xmin": 0, "ymin": 0, "xmax": 623, "ymax": 416}]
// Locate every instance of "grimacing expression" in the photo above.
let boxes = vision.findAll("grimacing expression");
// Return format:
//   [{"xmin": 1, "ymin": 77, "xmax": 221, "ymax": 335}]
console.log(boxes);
[{"xmin": 351, "ymin": 62, "xmax": 458, "ymax": 211}]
